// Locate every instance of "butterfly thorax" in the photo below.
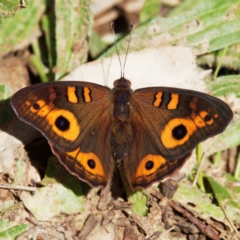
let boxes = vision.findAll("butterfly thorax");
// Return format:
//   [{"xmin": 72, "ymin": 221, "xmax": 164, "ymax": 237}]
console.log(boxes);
[
  {"xmin": 112, "ymin": 77, "xmax": 132, "ymax": 119},
  {"xmin": 111, "ymin": 77, "xmax": 133, "ymax": 160}
]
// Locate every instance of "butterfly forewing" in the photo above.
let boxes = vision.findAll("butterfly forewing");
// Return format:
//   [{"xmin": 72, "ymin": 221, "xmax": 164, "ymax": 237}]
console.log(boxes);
[
  {"xmin": 11, "ymin": 81, "xmax": 115, "ymax": 188},
  {"xmin": 11, "ymin": 81, "xmax": 111, "ymax": 151},
  {"xmin": 133, "ymin": 87, "xmax": 233, "ymax": 159}
]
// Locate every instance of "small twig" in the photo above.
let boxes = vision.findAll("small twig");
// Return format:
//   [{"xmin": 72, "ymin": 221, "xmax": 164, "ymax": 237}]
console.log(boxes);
[
  {"xmin": 150, "ymin": 188, "xmax": 163, "ymax": 200},
  {"xmin": 122, "ymin": 210, "xmax": 147, "ymax": 236},
  {"xmin": 162, "ymin": 226, "xmax": 175, "ymax": 237},
  {"xmin": 221, "ymin": 205, "xmax": 240, "ymax": 240},
  {"xmin": 0, "ymin": 184, "xmax": 37, "ymax": 191},
  {"xmin": 26, "ymin": 217, "xmax": 39, "ymax": 226},
  {"xmin": 78, "ymin": 214, "xmax": 101, "ymax": 240},
  {"xmin": 169, "ymin": 200, "xmax": 219, "ymax": 240},
  {"xmin": 193, "ymin": 153, "xmax": 206, "ymax": 188},
  {"xmin": 146, "ymin": 231, "xmax": 161, "ymax": 240}
]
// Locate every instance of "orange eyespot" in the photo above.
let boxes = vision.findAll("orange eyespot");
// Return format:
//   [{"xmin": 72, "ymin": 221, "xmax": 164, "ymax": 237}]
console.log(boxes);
[
  {"xmin": 67, "ymin": 149, "xmax": 105, "ymax": 177},
  {"xmin": 135, "ymin": 154, "xmax": 167, "ymax": 178},
  {"xmin": 161, "ymin": 118, "xmax": 197, "ymax": 149}
]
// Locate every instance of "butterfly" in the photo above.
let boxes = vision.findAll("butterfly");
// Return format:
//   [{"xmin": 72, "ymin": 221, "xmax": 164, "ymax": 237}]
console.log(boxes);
[{"xmin": 11, "ymin": 74, "xmax": 233, "ymax": 190}]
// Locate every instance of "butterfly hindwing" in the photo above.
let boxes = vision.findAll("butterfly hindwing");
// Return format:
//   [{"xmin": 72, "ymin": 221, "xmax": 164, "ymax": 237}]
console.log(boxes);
[
  {"xmin": 123, "ymin": 119, "xmax": 192, "ymax": 190},
  {"xmin": 50, "ymin": 111, "xmax": 113, "ymax": 187}
]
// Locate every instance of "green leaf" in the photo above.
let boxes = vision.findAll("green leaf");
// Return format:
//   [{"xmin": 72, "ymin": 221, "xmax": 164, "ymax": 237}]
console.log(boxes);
[
  {"xmin": 20, "ymin": 182, "xmax": 84, "ymax": 221},
  {"xmin": 168, "ymin": 0, "xmax": 202, "ymax": 16},
  {"xmin": 0, "ymin": 0, "xmax": 28, "ymax": 17},
  {"xmin": 18, "ymin": 156, "xmax": 85, "ymax": 221},
  {"xmin": 129, "ymin": 190, "xmax": 149, "ymax": 216},
  {"xmin": 234, "ymin": 154, "xmax": 240, "ymax": 180},
  {"xmin": 0, "ymin": 219, "xmax": 28, "ymax": 238},
  {"xmin": 40, "ymin": 1, "xmax": 56, "ymax": 81},
  {"xmin": 37, "ymin": 0, "xmax": 93, "ymax": 81},
  {"xmin": 173, "ymin": 183, "xmax": 240, "ymax": 225},
  {"xmin": 139, "ymin": 0, "xmax": 160, "ymax": 24},
  {"xmin": 103, "ymin": 0, "xmax": 240, "ymax": 58},
  {"xmin": 198, "ymin": 43, "xmax": 240, "ymax": 70},
  {"xmin": 206, "ymin": 176, "xmax": 240, "ymax": 210},
  {"xmin": 54, "ymin": 0, "xmax": 92, "ymax": 80},
  {"xmin": 209, "ymin": 121, "xmax": 240, "ymax": 153},
  {"xmin": 211, "ymin": 75, "xmax": 240, "ymax": 97},
  {"xmin": 0, "ymin": 1, "xmax": 45, "ymax": 56},
  {"xmin": 0, "ymin": 86, "xmax": 15, "ymax": 126},
  {"xmin": 89, "ymin": 30, "xmax": 108, "ymax": 59},
  {"xmin": 174, "ymin": 183, "xmax": 224, "ymax": 219},
  {"xmin": 0, "ymin": 85, "xmax": 13, "ymax": 100}
]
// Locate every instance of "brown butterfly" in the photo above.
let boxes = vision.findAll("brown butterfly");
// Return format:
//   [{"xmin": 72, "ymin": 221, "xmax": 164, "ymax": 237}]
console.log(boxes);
[{"xmin": 11, "ymin": 74, "xmax": 233, "ymax": 190}]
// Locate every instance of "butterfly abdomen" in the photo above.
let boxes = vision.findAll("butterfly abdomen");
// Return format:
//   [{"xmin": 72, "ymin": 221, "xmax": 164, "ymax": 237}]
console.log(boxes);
[
  {"xmin": 111, "ymin": 120, "xmax": 133, "ymax": 160},
  {"xmin": 111, "ymin": 79, "xmax": 134, "ymax": 160}
]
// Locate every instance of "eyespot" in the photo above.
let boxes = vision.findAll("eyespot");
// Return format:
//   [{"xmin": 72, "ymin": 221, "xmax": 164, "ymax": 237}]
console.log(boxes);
[
  {"xmin": 33, "ymin": 103, "xmax": 40, "ymax": 110},
  {"xmin": 29, "ymin": 100, "xmax": 46, "ymax": 113},
  {"xmin": 88, "ymin": 159, "xmax": 96, "ymax": 169},
  {"xmin": 199, "ymin": 111, "xmax": 214, "ymax": 125},
  {"xmin": 135, "ymin": 154, "xmax": 167, "ymax": 178},
  {"xmin": 161, "ymin": 118, "xmax": 197, "ymax": 149},
  {"xmin": 67, "ymin": 149, "xmax": 104, "ymax": 176},
  {"xmin": 55, "ymin": 116, "xmax": 70, "ymax": 131},
  {"xmin": 172, "ymin": 124, "xmax": 187, "ymax": 140},
  {"xmin": 204, "ymin": 114, "xmax": 212, "ymax": 122},
  {"xmin": 145, "ymin": 160, "xmax": 154, "ymax": 170}
]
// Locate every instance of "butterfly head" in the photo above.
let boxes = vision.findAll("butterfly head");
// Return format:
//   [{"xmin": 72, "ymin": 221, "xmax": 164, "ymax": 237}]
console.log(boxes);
[{"xmin": 113, "ymin": 77, "xmax": 131, "ymax": 89}]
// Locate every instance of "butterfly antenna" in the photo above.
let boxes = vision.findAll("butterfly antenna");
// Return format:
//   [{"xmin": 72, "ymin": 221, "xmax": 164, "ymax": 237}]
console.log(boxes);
[
  {"xmin": 122, "ymin": 22, "xmax": 134, "ymax": 78},
  {"xmin": 111, "ymin": 22, "xmax": 123, "ymax": 78}
]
